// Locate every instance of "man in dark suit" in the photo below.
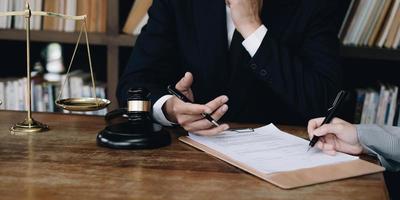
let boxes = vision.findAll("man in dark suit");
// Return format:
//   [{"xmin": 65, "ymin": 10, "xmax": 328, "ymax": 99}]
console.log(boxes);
[{"xmin": 118, "ymin": 0, "xmax": 343, "ymax": 135}]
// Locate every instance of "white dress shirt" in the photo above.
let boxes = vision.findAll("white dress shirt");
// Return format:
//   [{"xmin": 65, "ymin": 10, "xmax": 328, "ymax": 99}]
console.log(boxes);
[{"xmin": 152, "ymin": 6, "xmax": 268, "ymax": 126}]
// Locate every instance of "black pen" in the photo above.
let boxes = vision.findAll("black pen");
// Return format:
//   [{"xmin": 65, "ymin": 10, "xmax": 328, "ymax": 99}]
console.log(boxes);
[
  {"xmin": 167, "ymin": 85, "xmax": 220, "ymax": 127},
  {"xmin": 307, "ymin": 90, "xmax": 348, "ymax": 151}
]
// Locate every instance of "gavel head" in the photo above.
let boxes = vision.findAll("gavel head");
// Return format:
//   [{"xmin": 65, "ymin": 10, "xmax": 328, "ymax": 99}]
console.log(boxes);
[{"xmin": 126, "ymin": 88, "xmax": 151, "ymax": 121}]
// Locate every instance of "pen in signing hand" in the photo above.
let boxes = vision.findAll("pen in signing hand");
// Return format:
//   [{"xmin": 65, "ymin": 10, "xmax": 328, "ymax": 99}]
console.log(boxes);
[
  {"xmin": 307, "ymin": 90, "xmax": 348, "ymax": 151},
  {"xmin": 167, "ymin": 85, "xmax": 220, "ymax": 127}
]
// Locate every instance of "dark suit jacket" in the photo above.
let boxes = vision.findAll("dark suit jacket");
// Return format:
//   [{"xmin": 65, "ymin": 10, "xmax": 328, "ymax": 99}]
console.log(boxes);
[{"xmin": 117, "ymin": 0, "xmax": 343, "ymax": 125}]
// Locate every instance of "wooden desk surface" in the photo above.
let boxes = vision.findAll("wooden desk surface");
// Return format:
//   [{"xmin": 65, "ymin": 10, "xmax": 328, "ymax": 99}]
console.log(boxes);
[{"xmin": 0, "ymin": 111, "xmax": 389, "ymax": 200}]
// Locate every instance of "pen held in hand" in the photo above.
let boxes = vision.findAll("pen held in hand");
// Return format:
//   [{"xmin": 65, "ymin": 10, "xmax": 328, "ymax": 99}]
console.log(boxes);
[
  {"xmin": 307, "ymin": 90, "xmax": 348, "ymax": 151},
  {"xmin": 167, "ymin": 85, "xmax": 220, "ymax": 127}
]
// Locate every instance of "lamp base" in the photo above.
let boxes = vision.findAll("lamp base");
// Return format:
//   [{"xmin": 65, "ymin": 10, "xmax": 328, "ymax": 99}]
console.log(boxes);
[
  {"xmin": 10, "ymin": 118, "xmax": 49, "ymax": 135},
  {"xmin": 97, "ymin": 122, "xmax": 171, "ymax": 149}
]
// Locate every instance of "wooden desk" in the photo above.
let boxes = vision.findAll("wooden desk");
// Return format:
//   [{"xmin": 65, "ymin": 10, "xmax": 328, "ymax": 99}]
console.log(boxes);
[{"xmin": 0, "ymin": 111, "xmax": 389, "ymax": 200}]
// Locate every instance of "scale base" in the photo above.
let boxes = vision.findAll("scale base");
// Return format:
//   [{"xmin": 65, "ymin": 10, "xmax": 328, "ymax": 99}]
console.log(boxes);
[{"xmin": 10, "ymin": 118, "xmax": 49, "ymax": 135}]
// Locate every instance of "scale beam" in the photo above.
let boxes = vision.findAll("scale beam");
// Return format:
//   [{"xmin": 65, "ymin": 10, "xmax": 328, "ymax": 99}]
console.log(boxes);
[{"xmin": 0, "ymin": 11, "xmax": 86, "ymax": 21}]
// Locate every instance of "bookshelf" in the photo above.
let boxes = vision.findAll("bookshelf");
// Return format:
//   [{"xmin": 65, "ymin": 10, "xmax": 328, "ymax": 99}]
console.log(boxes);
[
  {"xmin": 341, "ymin": 45, "xmax": 400, "ymax": 61},
  {"xmin": 0, "ymin": 1, "xmax": 137, "ymax": 111}
]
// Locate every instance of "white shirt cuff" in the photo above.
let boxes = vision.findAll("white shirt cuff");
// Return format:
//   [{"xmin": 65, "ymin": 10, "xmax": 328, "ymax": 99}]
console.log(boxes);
[
  {"xmin": 242, "ymin": 25, "xmax": 268, "ymax": 57},
  {"xmin": 152, "ymin": 95, "xmax": 175, "ymax": 126}
]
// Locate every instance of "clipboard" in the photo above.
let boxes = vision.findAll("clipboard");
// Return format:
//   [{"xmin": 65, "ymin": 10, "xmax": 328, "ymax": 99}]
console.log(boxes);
[{"xmin": 179, "ymin": 136, "xmax": 385, "ymax": 189}]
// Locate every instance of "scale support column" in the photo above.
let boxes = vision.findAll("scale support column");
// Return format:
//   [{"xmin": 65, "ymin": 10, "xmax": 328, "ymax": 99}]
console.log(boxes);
[{"xmin": 9, "ymin": 2, "xmax": 49, "ymax": 134}]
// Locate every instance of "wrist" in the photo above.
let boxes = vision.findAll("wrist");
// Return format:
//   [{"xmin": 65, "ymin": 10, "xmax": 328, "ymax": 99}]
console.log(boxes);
[
  {"xmin": 162, "ymin": 98, "xmax": 177, "ymax": 123},
  {"xmin": 354, "ymin": 125, "xmax": 367, "ymax": 155}
]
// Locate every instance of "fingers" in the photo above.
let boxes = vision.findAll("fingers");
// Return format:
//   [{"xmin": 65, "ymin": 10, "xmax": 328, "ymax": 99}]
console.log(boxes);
[
  {"xmin": 307, "ymin": 117, "xmax": 347, "ymax": 139},
  {"xmin": 193, "ymin": 124, "xmax": 230, "ymax": 136},
  {"xmin": 185, "ymin": 104, "xmax": 229, "ymax": 132},
  {"xmin": 316, "ymin": 140, "xmax": 337, "ymax": 155},
  {"xmin": 175, "ymin": 114, "xmax": 204, "ymax": 126},
  {"xmin": 175, "ymin": 95, "xmax": 229, "ymax": 135},
  {"xmin": 174, "ymin": 96, "xmax": 229, "ymax": 126},
  {"xmin": 174, "ymin": 101, "xmax": 211, "ymax": 115},
  {"xmin": 169, "ymin": 75, "xmax": 231, "ymax": 136},
  {"xmin": 212, "ymin": 104, "xmax": 229, "ymax": 120},
  {"xmin": 308, "ymin": 117, "xmax": 362, "ymax": 156},
  {"xmin": 307, "ymin": 117, "xmax": 324, "ymax": 139},
  {"xmin": 323, "ymin": 150, "xmax": 337, "ymax": 156},
  {"xmin": 313, "ymin": 123, "xmax": 345, "ymax": 138},
  {"xmin": 206, "ymin": 95, "xmax": 229, "ymax": 113},
  {"xmin": 176, "ymin": 72, "xmax": 193, "ymax": 93}
]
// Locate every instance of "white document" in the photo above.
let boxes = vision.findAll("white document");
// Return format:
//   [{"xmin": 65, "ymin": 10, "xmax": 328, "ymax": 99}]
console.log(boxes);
[{"xmin": 189, "ymin": 124, "xmax": 358, "ymax": 174}]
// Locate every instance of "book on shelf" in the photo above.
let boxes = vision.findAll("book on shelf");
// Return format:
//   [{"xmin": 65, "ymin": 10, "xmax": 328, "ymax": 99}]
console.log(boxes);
[
  {"xmin": 122, "ymin": 0, "xmax": 152, "ymax": 35},
  {"xmin": 97, "ymin": 0, "xmax": 107, "ymax": 33},
  {"xmin": 88, "ymin": 0, "xmax": 97, "ymax": 32},
  {"xmin": 394, "ymin": 24, "xmax": 400, "ymax": 48},
  {"xmin": 368, "ymin": 0, "xmax": 393, "ymax": 47},
  {"xmin": 340, "ymin": 0, "xmax": 400, "ymax": 49},
  {"xmin": 75, "ymin": 0, "xmax": 88, "ymax": 30},
  {"xmin": 339, "ymin": 0, "xmax": 360, "ymax": 41},
  {"xmin": 43, "ymin": 0, "xmax": 64, "ymax": 31},
  {"xmin": 377, "ymin": 0, "xmax": 400, "ymax": 48},
  {"xmin": 78, "ymin": 0, "xmax": 107, "ymax": 33},
  {"xmin": 353, "ymin": 0, "xmax": 375, "ymax": 45},
  {"xmin": 0, "ymin": 77, "xmax": 27, "ymax": 111},
  {"xmin": 354, "ymin": 84, "xmax": 400, "ymax": 126},
  {"xmin": 13, "ymin": 0, "xmax": 25, "ymax": 30},
  {"xmin": 360, "ymin": 0, "xmax": 382, "ymax": 45},
  {"xmin": 0, "ymin": 0, "xmax": 13, "ymax": 29},
  {"xmin": 384, "ymin": 4, "xmax": 400, "ymax": 48},
  {"xmin": 0, "ymin": 70, "xmax": 107, "ymax": 116},
  {"xmin": 64, "ymin": 0, "xmax": 77, "ymax": 32},
  {"xmin": 0, "ymin": 0, "xmax": 107, "ymax": 33}
]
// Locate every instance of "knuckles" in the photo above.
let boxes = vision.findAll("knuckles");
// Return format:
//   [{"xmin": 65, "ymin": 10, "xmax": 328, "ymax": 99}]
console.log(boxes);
[
  {"xmin": 176, "ymin": 116, "xmax": 187, "ymax": 125},
  {"xmin": 336, "ymin": 124, "xmax": 345, "ymax": 132},
  {"xmin": 172, "ymin": 106, "xmax": 178, "ymax": 113}
]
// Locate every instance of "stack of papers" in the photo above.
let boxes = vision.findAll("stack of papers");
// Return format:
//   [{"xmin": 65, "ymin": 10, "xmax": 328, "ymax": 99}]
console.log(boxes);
[{"xmin": 189, "ymin": 124, "xmax": 358, "ymax": 174}]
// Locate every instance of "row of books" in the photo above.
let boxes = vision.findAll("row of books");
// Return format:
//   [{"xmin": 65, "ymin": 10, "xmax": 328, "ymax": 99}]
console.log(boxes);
[
  {"xmin": 340, "ymin": 0, "xmax": 400, "ymax": 49},
  {"xmin": 354, "ymin": 85, "xmax": 400, "ymax": 126},
  {"xmin": 0, "ymin": 0, "xmax": 107, "ymax": 33},
  {"xmin": 123, "ymin": 0, "xmax": 152, "ymax": 35},
  {"xmin": 0, "ymin": 71, "xmax": 107, "ymax": 116}
]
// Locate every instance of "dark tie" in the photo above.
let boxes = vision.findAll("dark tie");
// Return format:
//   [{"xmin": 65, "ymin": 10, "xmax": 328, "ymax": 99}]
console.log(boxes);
[
  {"xmin": 223, "ymin": 30, "xmax": 252, "ymax": 120},
  {"xmin": 227, "ymin": 30, "xmax": 251, "ymax": 86}
]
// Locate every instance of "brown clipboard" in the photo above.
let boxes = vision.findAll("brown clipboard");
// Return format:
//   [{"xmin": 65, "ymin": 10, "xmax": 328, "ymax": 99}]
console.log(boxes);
[{"xmin": 179, "ymin": 136, "xmax": 385, "ymax": 189}]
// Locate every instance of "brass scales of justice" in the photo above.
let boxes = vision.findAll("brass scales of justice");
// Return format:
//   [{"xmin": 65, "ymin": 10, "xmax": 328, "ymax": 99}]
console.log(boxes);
[{"xmin": 0, "ymin": 1, "xmax": 110, "ymax": 134}]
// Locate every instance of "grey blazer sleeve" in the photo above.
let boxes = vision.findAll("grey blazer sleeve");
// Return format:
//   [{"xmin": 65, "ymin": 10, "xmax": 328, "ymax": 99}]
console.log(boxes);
[{"xmin": 356, "ymin": 125, "xmax": 400, "ymax": 172}]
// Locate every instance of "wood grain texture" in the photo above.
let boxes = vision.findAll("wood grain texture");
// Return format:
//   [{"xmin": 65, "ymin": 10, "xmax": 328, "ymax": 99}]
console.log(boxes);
[{"xmin": 0, "ymin": 111, "xmax": 389, "ymax": 200}]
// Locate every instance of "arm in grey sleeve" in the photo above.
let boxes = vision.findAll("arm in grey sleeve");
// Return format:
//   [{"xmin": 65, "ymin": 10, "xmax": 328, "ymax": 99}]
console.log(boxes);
[{"xmin": 356, "ymin": 125, "xmax": 400, "ymax": 172}]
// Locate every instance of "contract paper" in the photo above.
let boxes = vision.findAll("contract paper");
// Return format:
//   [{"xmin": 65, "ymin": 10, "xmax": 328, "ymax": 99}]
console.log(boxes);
[{"xmin": 189, "ymin": 124, "xmax": 358, "ymax": 174}]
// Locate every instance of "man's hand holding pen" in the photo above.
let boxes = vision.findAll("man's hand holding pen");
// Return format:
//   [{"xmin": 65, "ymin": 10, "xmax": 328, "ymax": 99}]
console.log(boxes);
[{"xmin": 163, "ymin": 72, "xmax": 230, "ymax": 135}]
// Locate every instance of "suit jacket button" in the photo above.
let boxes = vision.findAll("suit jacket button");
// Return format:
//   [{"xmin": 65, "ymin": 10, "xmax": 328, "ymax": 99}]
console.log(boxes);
[
  {"xmin": 250, "ymin": 64, "xmax": 257, "ymax": 70},
  {"xmin": 260, "ymin": 69, "xmax": 267, "ymax": 76}
]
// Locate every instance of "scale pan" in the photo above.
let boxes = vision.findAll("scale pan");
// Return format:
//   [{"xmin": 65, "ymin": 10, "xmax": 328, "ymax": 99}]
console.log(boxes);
[{"xmin": 56, "ymin": 98, "xmax": 111, "ymax": 111}]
